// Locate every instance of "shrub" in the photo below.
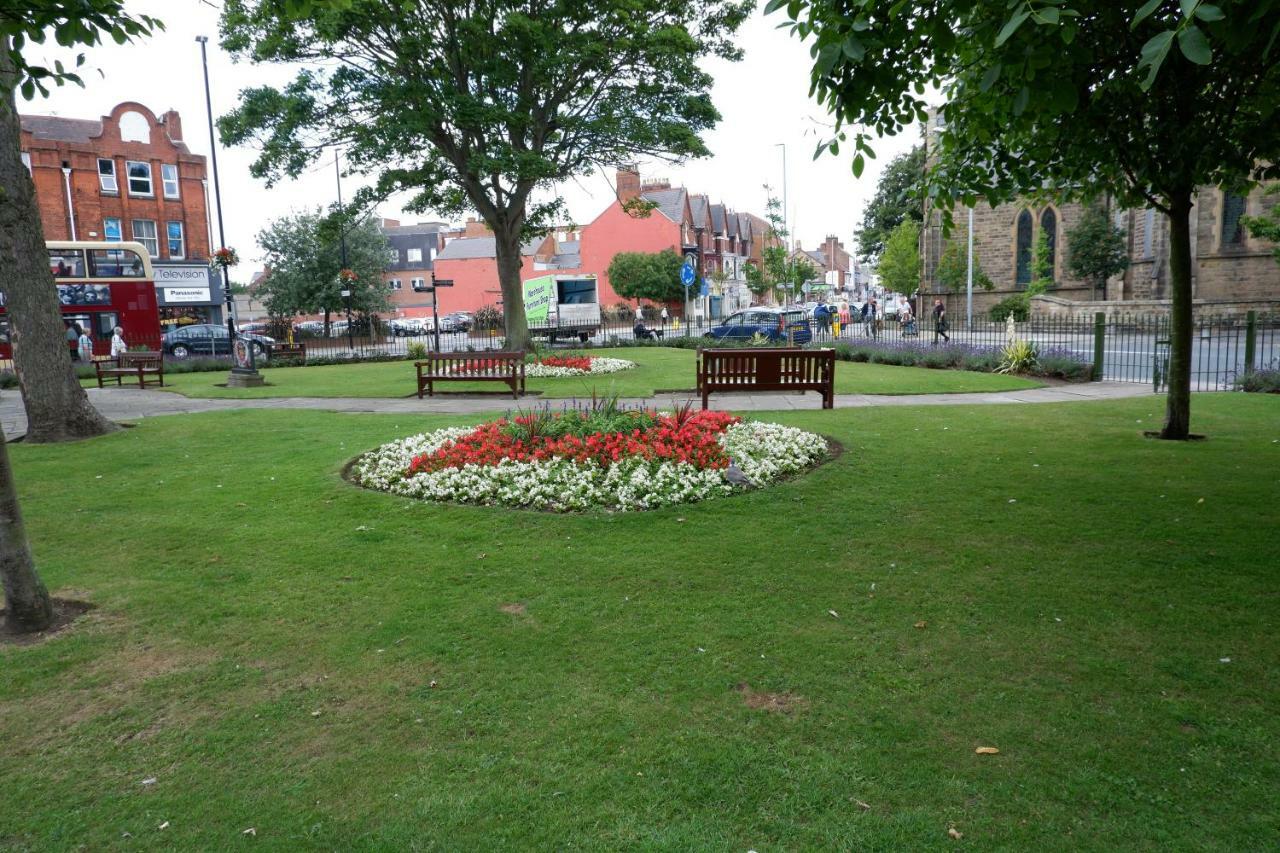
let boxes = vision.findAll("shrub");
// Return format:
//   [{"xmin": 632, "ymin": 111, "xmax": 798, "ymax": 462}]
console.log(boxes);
[
  {"xmin": 0, "ymin": 370, "xmax": 17, "ymax": 389},
  {"xmin": 407, "ymin": 341, "xmax": 429, "ymax": 360},
  {"xmin": 473, "ymin": 304, "xmax": 502, "ymax": 330},
  {"xmin": 996, "ymin": 340, "xmax": 1039, "ymax": 374},
  {"xmin": 1235, "ymin": 368, "xmax": 1280, "ymax": 393},
  {"xmin": 990, "ymin": 295, "xmax": 1030, "ymax": 322}
]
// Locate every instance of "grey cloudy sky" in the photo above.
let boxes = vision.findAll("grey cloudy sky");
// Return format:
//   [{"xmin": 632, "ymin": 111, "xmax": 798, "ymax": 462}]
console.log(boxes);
[{"xmin": 21, "ymin": 0, "xmax": 920, "ymax": 274}]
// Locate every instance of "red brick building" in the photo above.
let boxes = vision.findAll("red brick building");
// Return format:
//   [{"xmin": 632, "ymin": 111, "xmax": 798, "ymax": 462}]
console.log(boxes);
[{"xmin": 20, "ymin": 102, "xmax": 225, "ymax": 327}]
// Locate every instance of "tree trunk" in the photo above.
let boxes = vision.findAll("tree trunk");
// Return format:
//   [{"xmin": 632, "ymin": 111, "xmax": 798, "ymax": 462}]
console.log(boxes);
[
  {"xmin": 494, "ymin": 224, "xmax": 530, "ymax": 352},
  {"xmin": 0, "ymin": 38, "xmax": 117, "ymax": 444},
  {"xmin": 0, "ymin": 430, "xmax": 52, "ymax": 633},
  {"xmin": 323, "ymin": 306, "xmax": 331, "ymax": 337},
  {"xmin": 1160, "ymin": 192, "xmax": 1194, "ymax": 440}
]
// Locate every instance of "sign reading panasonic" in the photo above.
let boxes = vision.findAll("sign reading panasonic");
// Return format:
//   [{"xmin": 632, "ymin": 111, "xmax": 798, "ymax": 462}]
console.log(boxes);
[{"xmin": 154, "ymin": 263, "xmax": 221, "ymax": 306}]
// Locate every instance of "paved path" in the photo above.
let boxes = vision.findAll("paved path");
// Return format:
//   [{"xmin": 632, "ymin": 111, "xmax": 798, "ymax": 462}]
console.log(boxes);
[{"xmin": 1, "ymin": 382, "xmax": 1155, "ymax": 440}]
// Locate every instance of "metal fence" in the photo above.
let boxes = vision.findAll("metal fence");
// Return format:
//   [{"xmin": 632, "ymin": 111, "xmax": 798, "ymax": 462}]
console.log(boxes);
[{"xmin": 13, "ymin": 310, "xmax": 1274, "ymax": 393}]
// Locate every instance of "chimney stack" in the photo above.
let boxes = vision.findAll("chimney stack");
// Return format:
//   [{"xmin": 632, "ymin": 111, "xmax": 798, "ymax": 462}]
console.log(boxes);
[
  {"xmin": 616, "ymin": 164, "xmax": 640, "ymax": 203},
  {"xmin": 161, "ymin": 109, "xmax": 183, "ymax": 142},
  {"xmin": 464, "ymin": 217, "xmax": 491, "ymax": 238}
]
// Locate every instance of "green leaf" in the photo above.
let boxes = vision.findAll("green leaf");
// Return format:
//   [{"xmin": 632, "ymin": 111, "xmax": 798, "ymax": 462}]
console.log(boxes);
[
  {"xmin": 1037, "ymin": 8, "xmax": 1061, "ymax": 25},
  {"xmin": 852, "ymin": 153, "xmax": 865, "ymax": 178},
  {"xmin": 1013, "ymin": 85, "xmax": 1030, "ymax": 115},
  {"xmin": 1177, "ymin": 24, "xmax": 1212, "ymax": 64},
  {"xmin": 1194, "ymin": 4, "xmax": 1224, "ymax": 21},
  {"xmin": 1132, "ymin": 0, "xmax": 1162, "ymax": 29},
  {"xmin": 763, "ymin": 0, "xmax": 789, "ymax": 15},
  {"xmin": 842, "ymin": 34, "xmax": 865, "ymax": 62},
  {"xmin": 1179, "ymin": 0, "xmax": 1197, "ymax": 18},
  {"xmin": 1138, "ymin": 29, "xmax": 1175, "ymax": 89},
  {"xmin": 979, "ymin": 63, "xmax": 1002, "ymax": 92},
  {"xmin": 816, "ymin": 41, "xmax": 841, "ymax": 74},
  {"xmin": 995, "ymin": 10, "xmax": 1030, "ymax": 47}
]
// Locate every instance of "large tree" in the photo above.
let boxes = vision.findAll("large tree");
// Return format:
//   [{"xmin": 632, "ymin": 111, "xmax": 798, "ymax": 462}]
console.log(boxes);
[
  {"xmin": 607, "ymin": 249, "xmax": 685, "ymax": 303},
  {"xmin": 855, "ymin": 144, "xmax": 925, "ymax": 263},
  {"xmin": 1, "ymin": 4, "xmax": 159, "ymax": 443},
  {"xmin": 255, "ymin": 209, "xmax": 391, "ymax": 333},
  {"xmin": 219, "ymin": 0, "xmax": 751, "ymax": 351},
  {"xmin": 778, "ymin": 0, "xmax": 1280, "ymax": 439},
  {"xmin": 876, "ymin": 220, "xmax": 921, "ymax": 298},
  {"xmin": 1067, "ymin": 205, "xmax": 1130, "ymax": 299},
  {"xmin": 0, "ymin": 2, "xmax": 160, "ymax": 634}
]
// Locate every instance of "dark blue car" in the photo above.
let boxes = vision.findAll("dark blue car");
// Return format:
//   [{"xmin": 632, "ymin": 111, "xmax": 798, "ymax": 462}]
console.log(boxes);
[{"xmin": 705, "ymin": 308, "xmax": 812, "ymax": 344}]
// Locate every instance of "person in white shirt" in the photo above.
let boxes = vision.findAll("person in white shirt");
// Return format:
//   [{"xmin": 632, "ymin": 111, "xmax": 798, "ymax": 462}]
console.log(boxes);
[
  {"xmin": 660, "ymin": 306, "xmax": 669, "ymax": 326},
  {"xmin": 635, "ymin": 304, "xmax": 644, "ymax": 322},
  {"xmin": 110, "ymin": 326, "xmax": 128, "ymax": 358}
]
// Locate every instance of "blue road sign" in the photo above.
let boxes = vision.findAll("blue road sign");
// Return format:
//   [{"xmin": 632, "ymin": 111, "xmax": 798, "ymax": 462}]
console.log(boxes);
[
  {"xmin": 681, "ymin": 260, "xmax": 696, "ymax": 287},
  {"xmin": 699, "ymin": 279, "xmax": 709, "ymax": 297}
]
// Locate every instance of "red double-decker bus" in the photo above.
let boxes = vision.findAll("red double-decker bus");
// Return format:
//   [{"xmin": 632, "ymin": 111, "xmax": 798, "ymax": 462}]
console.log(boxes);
[{"xmin": 0, "ymin": 241, "xmax": 163, "ymax": 360}]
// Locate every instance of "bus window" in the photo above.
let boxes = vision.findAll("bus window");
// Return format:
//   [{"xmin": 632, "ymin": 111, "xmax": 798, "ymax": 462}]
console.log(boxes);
[
  {"xmin": 48, "ymin": 249, "xmax": 85, "ymax": 278},
  {"xmin": 88, "ymin": 247, "xmax": 145, "ymax": 278},
  {"xmin": 92, "ymin": 313, "xmax": 120, "ymax": 339}
]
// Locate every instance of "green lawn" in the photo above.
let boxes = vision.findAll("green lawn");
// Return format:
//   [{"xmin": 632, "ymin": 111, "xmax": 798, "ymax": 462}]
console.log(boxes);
[
  {"xmin": 3, "ymin": 395, "xmax": 1277, "ymax": 848},
  {"xmin": 147, "ymin": 346, "xmax": 1042, "ymax": 399}
]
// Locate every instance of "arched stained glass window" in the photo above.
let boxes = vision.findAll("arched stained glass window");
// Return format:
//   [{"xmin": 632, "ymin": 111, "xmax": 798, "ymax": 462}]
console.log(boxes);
[
  {"xmin": 1015, "ymin": 209, "xmax": 1033, "ymax": 287},
  {"xmin": 1040, "ymin": 208, "xmax": 1057, "ymax": 272},
  {"xmin": 1222, "ymin": 192, "xmax": 1247, "ymax": 247}
]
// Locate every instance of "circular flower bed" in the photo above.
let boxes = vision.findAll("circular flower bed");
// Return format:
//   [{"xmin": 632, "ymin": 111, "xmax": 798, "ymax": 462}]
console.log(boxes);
[
  {"xmin": 351, "ymin": 407, "xmax": 829, "ymax": 512},
  {"xmin": 524, "ymin": 355, "xmax": 636, "ymax": 378}
]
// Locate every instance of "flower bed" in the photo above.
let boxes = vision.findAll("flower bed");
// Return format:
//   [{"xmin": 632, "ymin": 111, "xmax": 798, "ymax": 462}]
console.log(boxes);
[
  {"xmin": 523, "ymin": 355, "xmax": 636, "ymax": 378},
  {"xmin": 351, "ymin": 407, "xmax": 829, "ymax": 511}
]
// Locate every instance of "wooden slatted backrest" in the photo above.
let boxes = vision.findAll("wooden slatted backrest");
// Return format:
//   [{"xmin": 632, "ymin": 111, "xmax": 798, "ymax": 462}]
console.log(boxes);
[
  {"xmin": 421, "ymin": 351, "xmax": 523, "ymax": 377},
  {"xmin": 120, "ymin": 352, "xmax": 161, "ymax": 367},
  {"xmin": 699, "ymin": 348, "xmax": 834, "ymax": 387}
]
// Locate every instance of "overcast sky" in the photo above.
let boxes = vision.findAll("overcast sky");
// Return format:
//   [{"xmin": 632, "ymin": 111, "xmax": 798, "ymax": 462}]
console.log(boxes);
[{"xmin": 20, "ymin": 0, "xmax": 920, "ymax": 274}]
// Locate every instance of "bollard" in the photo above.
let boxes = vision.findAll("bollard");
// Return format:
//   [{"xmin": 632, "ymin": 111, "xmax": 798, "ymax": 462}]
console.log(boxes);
[
  {"xmin": 1243, "ymin": 310, "xmax": 1257, "ymax": 376},
  {"xmin": 1092, "ymin": 312, "xmax": 1106, "ymax": 382}
]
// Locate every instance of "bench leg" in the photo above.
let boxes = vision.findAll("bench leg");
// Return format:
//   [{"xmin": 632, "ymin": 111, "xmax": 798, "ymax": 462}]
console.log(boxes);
[{"xmin": 701, "ymin": 389, "xmax": 710, "ymax": 411}]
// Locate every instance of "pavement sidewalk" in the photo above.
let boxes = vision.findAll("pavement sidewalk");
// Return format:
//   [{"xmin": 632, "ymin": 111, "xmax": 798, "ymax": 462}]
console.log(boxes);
[{"xmin": 1, "ymin": 381, "xmax": 1156, "ymax": 440}]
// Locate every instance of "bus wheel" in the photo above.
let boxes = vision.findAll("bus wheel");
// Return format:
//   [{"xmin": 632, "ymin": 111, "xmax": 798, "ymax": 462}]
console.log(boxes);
[{"xmin": 172, "ymin": 344, "xmax": 190, "ymax": 359}]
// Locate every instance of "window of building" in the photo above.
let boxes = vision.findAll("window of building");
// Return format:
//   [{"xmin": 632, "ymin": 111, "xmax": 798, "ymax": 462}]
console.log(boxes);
[
  {"xmin": 103, "ymin": 218, "xmax": 122, "ymax": 241},
  {"xmin": 388, "ymin": 279, "xmax": 402, "ymax": 291},
  {"xmin": 125, "ymin": 161, "xmax": 153, "ymax": 196},
  {"xmin": 1143, "ymin": 208, "xmax": 1155, "ymax": 258},
  {"xmin": 429, "ymin": 247, "xmax": 437, "ymax": 262},
  {"xmin": 411, "ymin": 277, "xmax": 428, "ymax": 291},
  {"xmin": 1015, "ymin": 209, "xmax": 1033, "ymax": 287},
  {"xmin": 1222, "ymin": 192, "xmax": 1247, "ymax": 247},
  {"xmin": 167, "ymin": 221, "xmax": 185, "ymax": 258},
  {"xmin": 131, "ymin": 219, "xmax": 158, "ymax": 257},
  {"xmin": 98, "ymin": 158, "xmax": 118, "ymax": 193},
  {"xmin": 1040, "ymin": 208, "xmax": 1057, "ymax": 272},
  {"xmin": 1113, "ymin": 210, "xmax": 1127, "ymax": 232},
  {"xmin": 20, "ymin": 152, "xmax": 31, "ymax": 174},
  {"xmin": 407, "ymin": 248, "xmax": 422, "ymax": 263},
  {"xmin": 161, "ymin": 164, "xmax": 180, "ymax": 199}
]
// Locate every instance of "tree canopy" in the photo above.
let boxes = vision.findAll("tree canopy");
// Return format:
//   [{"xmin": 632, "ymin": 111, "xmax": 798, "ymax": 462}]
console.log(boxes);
[
  {"xmin": 255, "ymin": 209, "xmax": 391, "ymax": 325},
  {"xmin": 1067, "ymin": 205, "xmax": 1130, "ymax": 296},
  {"xmin": 855, "ymin": 144, "xmax": 925, "ymax": 263},
  {"xmin": 934, "ymin": 239, "xmax": 993, "ymax": 294},
  {"xmin": 876, "ymin": 220, "xmax": 921, "ymax": 297},
  {"xmin": 607, "ymin": 249, "xmax": 685, "ymax": 303},
  {"xmin": 774, "ymin": 0, "xmax": 1280, "ymax": 438},
  {"xmin": 219, "ymin": 0, "xmax": 751, "ymax": 350}
]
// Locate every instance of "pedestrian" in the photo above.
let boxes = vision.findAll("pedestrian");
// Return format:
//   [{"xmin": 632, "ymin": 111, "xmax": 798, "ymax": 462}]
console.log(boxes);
[
  {"xmin": 110, "ymin": 325, "xmax": 128, "ymax": 358},
  {"xmin": 860, "ymin": 300, "xmax": 870, "ymax": 335},
  {"xmin": 866, "ymin": 297, "xmax": 879, "ymax": 339},
  {"xmin": 76, "ymin": 324, "xmax": 94, "ymax": 363},
  {"xmin": 900, "ymin": 302, "xmax": 916, "ymax": 336},
  {"xmin": 65, "ymin": 322, "xmax": 78, "ymax": 357},
  {"xmin": 933, "ymin": 298, "xmax": 950, "ymax": 344},
  {"xmin": 660, "ymin": 305, "xmax": 669, "ymax": 327},
  {"xmin": 814, "ymin": 302, "xmax": 830, "ymax": 335}
]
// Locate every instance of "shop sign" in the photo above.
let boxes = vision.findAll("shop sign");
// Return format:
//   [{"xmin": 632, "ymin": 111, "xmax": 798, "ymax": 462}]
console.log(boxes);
[{"xmin": 162, "ymin": 287, "xmax": 212, "ymax": 303}]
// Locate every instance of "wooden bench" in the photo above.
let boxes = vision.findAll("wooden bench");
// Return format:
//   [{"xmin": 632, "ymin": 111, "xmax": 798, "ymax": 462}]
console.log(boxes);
[
  {"xmin": 415, "ymin": 351, "xmax": 526, "ymax": 399},
  {"xmin": 95, "ymin": 352, "xmax": 164, "ymax": 389},
  {"xmin": 697, "ymin": 347, "xmax": 835, "ymax": 410},
  {"xmin": 269, "ymin": 342, "xmax": 306, "ymax": 363}
]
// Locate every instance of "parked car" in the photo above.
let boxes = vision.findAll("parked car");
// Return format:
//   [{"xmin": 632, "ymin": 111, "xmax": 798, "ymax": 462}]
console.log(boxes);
[
  {"xmin": 294, "ymin": 320, "xmax": 325, "ymax": 337},
  {"xmin": 440, "ymin": 311, "xmax": 474, "ymax": 332},
  {"xmin": 704, "ymin": 308, "xmax": 812, "ymax": 344},
  {"xmin": 162, "ymin": 324, "xmax": 274, "ymax": 359},
  {"xmin": 389, "ymin": 317, "xmax": 432, "ymax": 336}
]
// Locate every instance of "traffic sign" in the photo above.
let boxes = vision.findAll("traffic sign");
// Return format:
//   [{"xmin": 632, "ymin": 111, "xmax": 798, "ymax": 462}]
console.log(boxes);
[
  {"xmin": 699, "ymin": 279, "xmax": 709, "ymax": 297},
  {"xmin": 681, "ymin": 260, "xmax": 696, "ymax": 287}
]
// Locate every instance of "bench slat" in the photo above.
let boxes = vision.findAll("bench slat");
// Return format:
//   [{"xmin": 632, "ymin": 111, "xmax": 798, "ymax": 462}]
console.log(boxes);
[{"xmin": 698, "ymin": 347, "xmax": 834, "ymax": 410}]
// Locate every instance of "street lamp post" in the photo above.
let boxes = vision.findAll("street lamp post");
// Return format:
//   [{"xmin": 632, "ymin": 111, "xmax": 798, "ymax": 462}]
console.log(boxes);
[
  {"xmin": 196, "ymin": 36, "xmax": 235, "ymax": 341},
  {"xmin": 775, "ymin": 142, "xmax": 788, "ymax": 246},
  {"xmin": 341, "ymin": 288, "xmax": 354, "ymax": 350}
]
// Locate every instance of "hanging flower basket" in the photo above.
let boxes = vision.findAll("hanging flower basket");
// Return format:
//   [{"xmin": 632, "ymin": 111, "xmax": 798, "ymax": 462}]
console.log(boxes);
[
  {"xmin": 212, "ymin": 247, "xmax": 239, "ymax": 268},
  {"xmin": 339, "ymin": 268, "xmax": 359, "ymax": 283}
]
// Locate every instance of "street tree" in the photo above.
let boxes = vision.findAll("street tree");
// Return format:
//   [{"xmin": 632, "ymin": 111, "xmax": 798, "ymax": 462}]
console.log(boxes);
[
  {"xmin": 855, "ymin": 144, "xmax": 925, "ymax": 263},
  {"xmin": 935, "ymin": 240, "xmax": 994, "ymax": 294},
  {"xmin": 876, "ymin": 220, "xmax": 921, "ymax": 298},
  {"xmin": 1067, "ymin": 205, "xmax": 1130, "ymax": 299},
  {"xmin": 1242, "ymin": 185, "xmax": 1280, "ymax": 264},
  {"xmin": 219, "ymin": 0, "xmax": 752, "ymax": 351},
  {"xmin": 1, "ymin": 3, "xmax": 160, "ymax": 443},
  {"xmin": 776, "ymin": 0, "xmax": 1280, "ymax": 439},
  {"xmin": 607, "ymin": 249, "xmax": 685, "ymax": 304},
  {"xmin": 255, "ymin": 209, "xmax": 390, "ymax": 334},
  {"xmin": 0, "ymin": 1, "xmax": 162, "ymax": 634}
]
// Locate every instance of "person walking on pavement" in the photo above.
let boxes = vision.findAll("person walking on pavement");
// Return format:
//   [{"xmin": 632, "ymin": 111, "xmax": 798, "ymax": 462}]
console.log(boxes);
[
  {"xmin": 933, "ymin": 298, "xmax": 950, "ymax": 344},
  {"xmin": 110, "ymin": 325, "xmax": 128, "ymax": 358},
  {"xmin": 76, "ymin": 324, "xmax": 94, "ymax": 363},
  {"xmin": 865, "ymin": 297, "xmax": 878, "ymax": 339},
  {"xmin": 814, "ymin": 302, "xmax": 830, "ymax": 336},
  {"xmin": 660, "ymin": 305, "xmax": 669, "ymax": 328}
]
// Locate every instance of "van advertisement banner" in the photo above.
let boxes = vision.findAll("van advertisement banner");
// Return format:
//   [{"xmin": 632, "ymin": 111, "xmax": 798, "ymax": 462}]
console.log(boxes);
[{"xmin": 523, "ymin": 276, "xmax": 554, "ymax": 324}]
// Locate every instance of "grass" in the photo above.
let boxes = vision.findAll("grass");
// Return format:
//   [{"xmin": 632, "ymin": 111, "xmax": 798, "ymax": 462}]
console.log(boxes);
[
  {"xmin": 3, "ymin": 395, "xmax": 1278, "ymax": 848},
  {"xmin": 144, "ymin": 346, "xmax": 1042, "ymax": 399}
]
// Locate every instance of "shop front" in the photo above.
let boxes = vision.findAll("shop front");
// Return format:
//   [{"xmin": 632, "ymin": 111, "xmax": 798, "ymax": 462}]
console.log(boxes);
[{"xmin": 153, "ymin": 262, "xmax": 226, "ymax": 330}]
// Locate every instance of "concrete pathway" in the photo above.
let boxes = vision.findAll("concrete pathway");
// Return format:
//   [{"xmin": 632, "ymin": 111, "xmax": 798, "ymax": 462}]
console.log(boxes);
[{"xmin": 1, "ymin": 381, "xmax": 1156, "ymax": 440}]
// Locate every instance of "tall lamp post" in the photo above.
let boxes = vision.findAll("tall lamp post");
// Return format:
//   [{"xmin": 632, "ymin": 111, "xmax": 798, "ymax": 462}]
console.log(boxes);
[
  {"xmin": 774, "ymin": 142, "xmax": 788, "ymax": 247},
  {"xmin": 333, "ymin": 149, "xmax": 355, "ymax": 351}
]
